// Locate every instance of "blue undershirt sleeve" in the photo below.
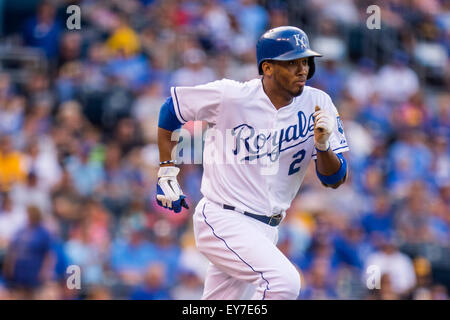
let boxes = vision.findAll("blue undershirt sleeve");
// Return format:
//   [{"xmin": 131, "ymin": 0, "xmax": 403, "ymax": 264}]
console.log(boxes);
[
  {"xmin": 158, "ymin": 97, "xmax": 182, "ymax": 132},
  {"xmin": 315, "ymin": 153, "xmax": 348, "ymax": 185}
]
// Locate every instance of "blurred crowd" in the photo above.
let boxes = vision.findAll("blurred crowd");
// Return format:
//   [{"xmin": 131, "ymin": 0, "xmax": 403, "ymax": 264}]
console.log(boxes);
[{"xmin": 0, "ymin": 0, "xmax": 448, "ymax": 300}]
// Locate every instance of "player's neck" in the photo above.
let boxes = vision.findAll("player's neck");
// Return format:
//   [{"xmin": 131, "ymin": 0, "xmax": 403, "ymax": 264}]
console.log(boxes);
[{"xmin": 261, "ymin": 77, "xmax": 296, "ymax": 110}]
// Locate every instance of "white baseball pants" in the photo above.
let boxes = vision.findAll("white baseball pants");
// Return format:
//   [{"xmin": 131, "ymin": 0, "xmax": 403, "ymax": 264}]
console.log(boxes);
[{"xmin": 192, "ymin": 197, "xmax": 301, "ymax": 300}]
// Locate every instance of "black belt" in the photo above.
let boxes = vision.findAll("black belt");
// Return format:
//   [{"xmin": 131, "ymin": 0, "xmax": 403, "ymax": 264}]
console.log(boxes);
[{"xmin": 223, "ymin": 204, "xmax": 282, "ymax": 227}]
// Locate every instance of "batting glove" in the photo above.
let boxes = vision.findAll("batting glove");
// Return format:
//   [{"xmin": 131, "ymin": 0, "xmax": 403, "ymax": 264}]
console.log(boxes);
[
  {"xmin": 156, "ymin": 166, "xmax": 189, "ymax": 213},
  {"xmin": 313, "ymin": 106, "xmax": 335, "ymax": 151}
]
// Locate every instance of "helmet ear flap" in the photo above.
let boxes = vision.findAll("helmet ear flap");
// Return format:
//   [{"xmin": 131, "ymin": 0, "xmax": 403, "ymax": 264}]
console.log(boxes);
[{"xmin": 307, "ymin": 57, "xmax": 315, "ymax": 80}]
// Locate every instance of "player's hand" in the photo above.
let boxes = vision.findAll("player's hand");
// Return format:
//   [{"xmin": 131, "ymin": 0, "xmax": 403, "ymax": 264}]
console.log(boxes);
[
  {"xmin": 313, "ymin": 106, "xmax": 335, "ymax": 151},
  {"xmin": 156, "ymin": 166, "xmax": 189, "ymax": 213}
]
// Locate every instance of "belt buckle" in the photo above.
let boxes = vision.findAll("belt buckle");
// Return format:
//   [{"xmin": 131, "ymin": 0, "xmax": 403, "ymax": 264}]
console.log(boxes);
[{"xmin": 268, "ymin": 214, "xmax": 281, "ymax": 226}]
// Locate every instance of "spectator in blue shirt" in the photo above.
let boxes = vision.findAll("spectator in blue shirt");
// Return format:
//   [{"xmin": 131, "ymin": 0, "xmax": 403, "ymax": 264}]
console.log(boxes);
[
  {"xmin": 153, "ymin": 221, "xmax": 181, "ymax": 288},
  {"xmin": 361, "ymin": 192, "xmax": 395, "ymax": 240},
  {"xmin": 299, "ymin": 259, "xmax": 338, "ymax": 300},
  {"xmin": 309, "ymin": 58, "xmax": 347, "ymax": 103},
  {"xmin": 110, "ymin": 228, "xmax": 158, "ymax": 286},
  {"xmin": 22, "ymin": 1, "xmax": 62, "ymax": 59},
  {"xmin": 130, "ymin": 262, "xmax": 171, "ymax": 300},
  {"xmin": 235, "ymin": 0, "xmax": 269, "ymax": 42},
  {"xmin": 65, "ymin": 144, "xmax": 105, "ymax": 196},
  {"xmin": 2, "ymin": 205, "xmax": 53, "ymax": 299},
  {"xmin": 387, "ymin": 130, "xmax": 433, "ymax": 195},
  {"xmin": 335, "ymin": 221, "xmax": 374, "ymax": 270}
]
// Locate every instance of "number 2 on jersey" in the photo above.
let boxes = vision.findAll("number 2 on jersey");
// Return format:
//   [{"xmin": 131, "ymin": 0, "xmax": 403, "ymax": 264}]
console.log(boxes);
[{"xmin": 288, "ymin": 149, "xmax": 306, "ymax": 175}]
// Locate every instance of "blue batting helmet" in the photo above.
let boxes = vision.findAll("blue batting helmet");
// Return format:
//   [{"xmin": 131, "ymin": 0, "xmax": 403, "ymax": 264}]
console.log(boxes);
[{"xmin": 256, "ymin": 26, "xmax": 322, "ymax": 79}]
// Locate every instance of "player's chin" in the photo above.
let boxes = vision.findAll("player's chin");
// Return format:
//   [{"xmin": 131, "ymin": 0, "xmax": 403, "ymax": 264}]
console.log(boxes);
[
  {"xmin": 290, "ymin": 84, "xmax": 304, "ymax": 97},
  {"xmin": 292, "ymin": 79, "xmax": 306, "ymax": 93}
]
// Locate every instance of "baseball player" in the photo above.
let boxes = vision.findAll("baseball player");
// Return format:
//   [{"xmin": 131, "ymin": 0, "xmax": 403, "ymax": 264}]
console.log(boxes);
[{"xmin": 156, "ymin": 26, "xmax": 349, "ymax": 300}]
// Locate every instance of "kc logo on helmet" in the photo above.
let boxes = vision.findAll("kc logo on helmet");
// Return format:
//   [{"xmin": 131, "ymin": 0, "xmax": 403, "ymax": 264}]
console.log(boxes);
[{"xmin": 293, "ymin": 34, "xmax": 307, "ymax": 49}]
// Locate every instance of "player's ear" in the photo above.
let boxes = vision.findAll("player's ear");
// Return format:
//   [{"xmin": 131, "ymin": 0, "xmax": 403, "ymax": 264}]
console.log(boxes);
[{"xmin": 262, "ymin": 61, "xmax": 274, "ymax": 77}]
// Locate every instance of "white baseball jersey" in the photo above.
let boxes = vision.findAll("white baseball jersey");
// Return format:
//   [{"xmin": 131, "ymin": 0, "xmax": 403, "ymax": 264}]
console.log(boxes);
[{"xmin": 170, "ymin": 78, "xmax": 349, "ymax": 219}]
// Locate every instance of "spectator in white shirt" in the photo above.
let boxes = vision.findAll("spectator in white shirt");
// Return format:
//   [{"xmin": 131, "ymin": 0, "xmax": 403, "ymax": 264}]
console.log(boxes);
[
  {"xmin": 0, "ymin": 193, "xmax": 27, "ymax": 250},
  {"xmin": 376, "ymin": 51, "xmax": 419, "ymax": 104},
  {"xmin": 364, "ymin": 234, "xmax": 417, "ymax": 297},
  {"xmin": 171, "ymin": 48, "xmax": 217, "ymax": 87},
  {"xmin": 346, "ymin": 58, "xmax": 378, "ymax": 105}
]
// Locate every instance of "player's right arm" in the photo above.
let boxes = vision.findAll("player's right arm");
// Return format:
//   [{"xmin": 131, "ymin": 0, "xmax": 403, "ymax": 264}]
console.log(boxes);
[
  {"xmin": 156, "ymin": 97, "xmax": 189, "ymax": 213},
  {"xmin": 158, "ymin": 97, "xmax": 180, "ymax": 167},
  {"xmin": 156, "ymin": 81, "xmax": 225, "ymax": 213}
]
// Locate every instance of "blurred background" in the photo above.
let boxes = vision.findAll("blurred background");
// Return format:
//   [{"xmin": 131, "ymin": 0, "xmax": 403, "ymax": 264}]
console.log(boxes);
[{"xmin": 0, "ymin": 0, "xmax": 448, "ymax": 300}]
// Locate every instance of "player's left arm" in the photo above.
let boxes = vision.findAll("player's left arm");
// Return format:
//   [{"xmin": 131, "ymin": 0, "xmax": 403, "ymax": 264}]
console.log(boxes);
[{"xmin": 313, "ymin": 106, "xmax": 348, "ymax": 189}]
